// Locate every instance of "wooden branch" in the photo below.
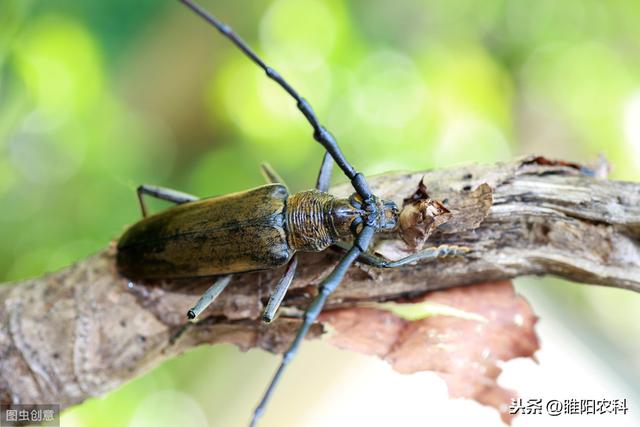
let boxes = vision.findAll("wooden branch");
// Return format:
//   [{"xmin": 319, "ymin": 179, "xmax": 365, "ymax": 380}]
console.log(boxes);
[{"xmin": 1, "ymin": 156, "xmax": 639, "ymax": 411}]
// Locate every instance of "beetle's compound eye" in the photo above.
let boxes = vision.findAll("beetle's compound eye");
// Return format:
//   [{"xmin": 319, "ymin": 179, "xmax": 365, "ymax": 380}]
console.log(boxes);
[{"xmin": 350, "ymin": 216, "xmax": 364, "ymax": 235}]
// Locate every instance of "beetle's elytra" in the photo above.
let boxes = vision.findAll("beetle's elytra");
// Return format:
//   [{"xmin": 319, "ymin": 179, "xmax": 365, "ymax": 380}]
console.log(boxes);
[
  {"xmin": 117, "ymin": 184, "xmax": 292, "ymax": 279},
  {"xmin": 116, "ymin": 1, "xmax": 470, "ymax": 426}
]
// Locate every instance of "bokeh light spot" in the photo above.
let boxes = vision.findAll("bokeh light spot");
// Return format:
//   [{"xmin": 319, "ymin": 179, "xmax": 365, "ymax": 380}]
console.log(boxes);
[
  {"xmin": 260, "ymin": 0, "xmax": 337, "ymax": 70},
  {"xmin": 15, "ymin": 15, "xmax": 103, "ymax": 121},
  {"xmin": 129, "ymin": 390, "xmax": 208, "ymax": 427},
  {"xmin": 353, "ymin": 50, "xmax": 426, "ymax": 129},
  {"xmin": 8, "ymin": 111, "xmax": 85, "ymax": 185},
  {"xmin": 420, "ymin": 43, "xmax": 512, "ymax": 132},
  {"xmin": 434, "ymin": 117, "xmax": 511, "ymax": 166}
]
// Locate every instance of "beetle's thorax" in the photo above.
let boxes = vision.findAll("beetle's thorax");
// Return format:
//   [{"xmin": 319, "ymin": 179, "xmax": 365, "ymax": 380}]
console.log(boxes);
[
  {"xmin": 285, "ymin": 190, "xmax": 364, "ymax": 252},
  {"xmin": 286, "ymin": 190, "xmax": 338, "ymax": 252}
]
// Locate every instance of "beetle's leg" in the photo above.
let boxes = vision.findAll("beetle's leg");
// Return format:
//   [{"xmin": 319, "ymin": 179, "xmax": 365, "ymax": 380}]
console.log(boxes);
[
  {"xmin": 262, "ymin": 256, "xmax": 298, "ymax": 323},
  {"xmin": 187, "ymin": 275, "xmax": 233, "ymax": 320},
  {"xmin": 334, "ymin": 242, "xmax": 471, "ymax": 268},
  {"xmin": 250, "ymin": 226, "xmax": 375, "ymax": 427},
  {"xmin": 137, "ymin": 185, "xmax": 198, "ymax": 218},
  {"xmin": 180, "ymin": 0, "xmax": 374, "ymax": 203},
  {"xmin": 315, "ymin": 152, "xmax": 334, "ymax": 192},
  {"xmin": 260, "ymin": 163, "xmax": 286, "ymax": 185}
]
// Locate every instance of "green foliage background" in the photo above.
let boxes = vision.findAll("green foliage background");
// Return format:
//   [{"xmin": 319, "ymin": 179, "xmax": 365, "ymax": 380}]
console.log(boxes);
[{"xmin": 1, "ymin": 0, "xmax": 639, "ymax": 426}]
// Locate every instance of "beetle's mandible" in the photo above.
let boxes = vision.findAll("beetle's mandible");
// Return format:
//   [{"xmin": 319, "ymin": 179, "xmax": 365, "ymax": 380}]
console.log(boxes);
[{"xmin": 116, "ymin": 1, "xmax": 470, "ymax": 425}]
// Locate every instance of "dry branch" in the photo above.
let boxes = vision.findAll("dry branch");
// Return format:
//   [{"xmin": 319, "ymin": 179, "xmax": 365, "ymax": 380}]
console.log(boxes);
[{"xmin": 1, "ymin": 156, "xmax": 639, "ymax": 412}]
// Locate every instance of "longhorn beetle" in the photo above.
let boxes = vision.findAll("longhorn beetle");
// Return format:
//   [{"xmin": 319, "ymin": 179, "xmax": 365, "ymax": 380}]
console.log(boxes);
[{"xmin": 116, "ymin": 0, "xmax": 470, "ymax": 425}]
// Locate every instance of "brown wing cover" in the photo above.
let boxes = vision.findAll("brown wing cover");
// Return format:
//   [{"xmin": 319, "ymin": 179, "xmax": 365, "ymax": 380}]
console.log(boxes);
[{"xmin": 117, "ymin": 184, "xmax": 292, "ymax": 279}]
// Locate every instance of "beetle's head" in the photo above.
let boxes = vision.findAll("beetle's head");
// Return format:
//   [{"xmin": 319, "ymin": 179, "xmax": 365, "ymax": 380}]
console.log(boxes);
[
  {"xmin": 331, "ymin": 194, "xmax": 399, "ymax": 238},
  {"xmin": 360, "ymin": 195, "xmax": 399, "ymax": 233}
]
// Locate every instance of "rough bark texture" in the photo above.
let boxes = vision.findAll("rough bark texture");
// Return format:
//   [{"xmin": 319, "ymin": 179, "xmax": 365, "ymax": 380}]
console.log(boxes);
[{"xmin": 1, "ymin": 157, "xmax": 639, "ymax": 411}]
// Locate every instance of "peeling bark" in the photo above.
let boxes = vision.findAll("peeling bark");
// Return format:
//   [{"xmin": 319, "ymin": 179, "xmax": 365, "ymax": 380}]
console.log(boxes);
[{"xmin": 0, "ymin": 156, "xmax": 638, "ymax": 411}]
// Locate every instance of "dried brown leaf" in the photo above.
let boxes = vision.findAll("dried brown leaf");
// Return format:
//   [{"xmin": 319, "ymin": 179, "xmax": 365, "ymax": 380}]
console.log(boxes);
[
  {"xmin": 398, "ymin": 178, "xmax": 452, "ymax": 250},
  {"xmin": 320, "ymin": 281, "xmax": 538, "ymax": 424},
  {"xmin": 399, "ymin": 200, "xmax": 452, "ymax": 250},
  {"xmin": 401, "ymin": 177, "xmax": 431, "ymax": 206}
]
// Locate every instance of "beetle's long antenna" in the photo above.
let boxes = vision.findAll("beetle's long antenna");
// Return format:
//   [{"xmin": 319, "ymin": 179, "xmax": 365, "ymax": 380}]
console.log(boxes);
[
  {"xmin": 249, "ymin": 226, "xmax": 375, "ymax": 426},
  {"xmin": 179, "ymin": 0, "xmax": 373, "ymax": 202}
]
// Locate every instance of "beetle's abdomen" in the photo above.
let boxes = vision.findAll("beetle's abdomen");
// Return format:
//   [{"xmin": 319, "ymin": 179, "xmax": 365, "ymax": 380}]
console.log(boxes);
[
  {"xmin": 286, "ymin": 190, "xmax": 336, "ymax": 252},
  {"xmin": 117, "ymin": 184, "xmax": 292, "ymax": 279}
]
